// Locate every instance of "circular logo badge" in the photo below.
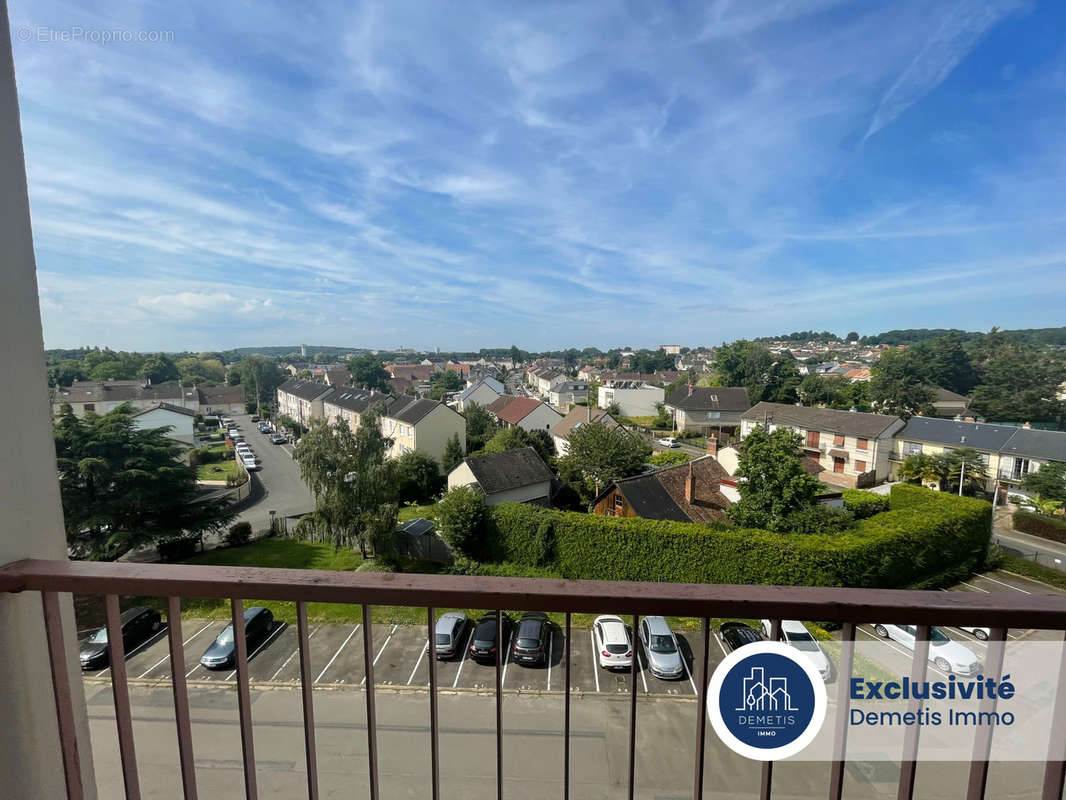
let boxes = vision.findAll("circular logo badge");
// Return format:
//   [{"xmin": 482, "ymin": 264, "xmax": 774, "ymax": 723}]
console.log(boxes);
[{"xmin": 708, "ymin": 641, "xmax": 827, "ymax": 760}]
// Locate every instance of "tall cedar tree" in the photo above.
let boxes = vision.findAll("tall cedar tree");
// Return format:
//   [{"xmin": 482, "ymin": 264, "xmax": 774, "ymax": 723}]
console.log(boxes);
[
  {"xmin": 727, "ymin": 425, "xmax": 821, "ymax": 532},
  {"xmin": 558, "ymin": 421, "xmax": 650, "ymax": 504},
  {"xmin": 54, "ymin": 404, "xmax": 235, "ymax": 560},
  {"xmin": 442, "ymin": 433, "xmax": 465, "ymax": 473}
]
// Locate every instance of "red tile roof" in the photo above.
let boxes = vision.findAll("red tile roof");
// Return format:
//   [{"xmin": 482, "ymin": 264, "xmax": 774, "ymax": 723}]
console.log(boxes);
[{"xmin": 490, "ymin": 396, "xmax": 543, "ymax": 425}]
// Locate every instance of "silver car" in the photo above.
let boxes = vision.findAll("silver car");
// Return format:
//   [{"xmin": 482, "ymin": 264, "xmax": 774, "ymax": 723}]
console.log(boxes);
[
  {"xmin": 639, "ymin": 616, "xmax": 684, "ymax": 679},
  {"xmin": 433, "ymin": 612, "xmax": 467, "ymax": 660}
]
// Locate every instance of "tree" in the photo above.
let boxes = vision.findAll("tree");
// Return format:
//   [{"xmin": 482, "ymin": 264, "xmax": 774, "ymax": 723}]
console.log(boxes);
[
  {"xmin": 48, "ymin": 359, "xmax": 85, "ymax": 387},
  {"xmin": 1022, "ymin": 462, "xmax": 1066, "ymax": 504},
  {"xmin": 605, "ymin": 402, "xmax": 622, "ymax": 418},
  {"xmin": 139, "ymin": 353, "xmax": 181, "ymax": 384},
  {"xmin": 428, "ymin": 370, "xmax": 463, "ymax": 400},
  {"xmin": 463, "ymin": 403, "xmax": 496, "ymax": 452},
  {"xmin": 714, "ymin": 340, "xmax": 800, "ymax": 403},
  {"xmin": 54, "ymin": 404, "xmax": 235, "ymax": 560},
  {"xmin": 394, "ymin": 451, "xmax": 445, "ymax": 504},
  {"xmin": 899, "ymin": 453, "xmax": 947, "ymax": 488},
  {"xmin": 727, "ymin": 425, "xmax": 822, "ymax": 532},
  {"xmin": 558, "ymin": 422, "xmax": 651, "ymax": 504},
  {"xmin": 231, "ymin": 355, "xmax": 285, "ymax": 415},
  {"xmin": 846, "ymin": 332, "xmax": 859, "ymax": 342},
  {"xmin": 177, "ymin": 356, "xmax": 225, "ymax": 385},
  {"xmin": 969, "ymin": 344, "xmax": 1065, "ymax": 423},
  {"xmin": 509, "ymin": 345, "xmax": 522, "ymax": 366},
  {"xmin": 435, "ymin": 486, "xmax": 486, "ymax": 558},
  {"xmin": 481, "ymin": 426, "xmax": 554, "ymax": 464},
  {"xmin": 940, "ymin": 447, "xmax": 988, "ymax": 495},
  {"xmin": 349, "ymin": 355, "xmax": 392, "ymax": 392},
  {"xmin": 919, "ymin": 334, "xmax": 977, "ymax": 395},
  {"xmin": 442, "ymin": 433, "xmax": 464, "ymax": 473},
  {"xmin": 870, "ymin": 348, "xmax": 935, "ymax": 418},
  {"xmin": 652, "ymin": 402, "xmax": 672, "ymax": 429}
]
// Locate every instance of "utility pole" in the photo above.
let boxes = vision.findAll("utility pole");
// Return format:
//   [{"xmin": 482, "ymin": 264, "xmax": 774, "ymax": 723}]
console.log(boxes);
[{"xmin": 958, "ymin": 459, "xmax": 966, "ymax": 497}]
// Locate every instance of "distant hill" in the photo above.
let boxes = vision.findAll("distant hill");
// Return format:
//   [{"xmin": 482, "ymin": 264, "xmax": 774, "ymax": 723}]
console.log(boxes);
[{"xmin": 753, "ymin": 326, "xmax": 1066, "ymax": 347}]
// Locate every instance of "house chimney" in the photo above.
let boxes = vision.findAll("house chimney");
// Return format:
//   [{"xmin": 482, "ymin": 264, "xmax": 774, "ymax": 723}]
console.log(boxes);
[
  {"xmin": 687, "ymin": 382, "xmax": 693, "ymax": 397},
  {"xmin": 1023, "ymin": 420, "xmax": 1031, "ymax": 429},
  {"xmin": 706, "ymin": 434, "xmax": 718, "ymax": 456},
  {"xmin": 685, "ymin": 462, "xmax": 695, "ymax": 505}
]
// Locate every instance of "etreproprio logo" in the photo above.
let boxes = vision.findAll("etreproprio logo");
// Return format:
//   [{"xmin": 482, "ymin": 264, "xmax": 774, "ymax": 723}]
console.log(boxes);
[{"xmin": 709, "ymin": 642, "xmax": 827, "ymax": 760}]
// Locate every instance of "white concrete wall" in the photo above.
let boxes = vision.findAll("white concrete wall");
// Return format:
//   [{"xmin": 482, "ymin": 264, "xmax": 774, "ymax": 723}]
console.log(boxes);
[
  {"xmin": 458, "ymin": 383, "xmax": 500, "ymax": 412},
  {"xmin": 0, "ymin": 6, "xmax": 97, "ymax": 792},
  {"xmin": 598, "ymin": 385, "xmax": 664, "ymax": 417},
  {"xmin": 131, "ymin": 407, "xmax": 196, "ymax": 444},
  {"xmin": 515, "ymin": 403, "xmax": 563, "ymax": 432},
  {"xmin": 412, "ymin": 404, "xmax": 466, "ymax": 466}
]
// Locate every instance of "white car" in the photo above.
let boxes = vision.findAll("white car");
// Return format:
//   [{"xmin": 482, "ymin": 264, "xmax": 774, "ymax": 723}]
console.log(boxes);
[
  {"xmin": 762, "ymin": 619, "xmax": 831, "ymax": 680},
  {"xmin": 656, "ymin": 437, "xmax": 679, "ymax": 448},
  {"xmin": 593, "ymin": 615, "xmax": 632, "ymax": 670},
  {"xmin": 873, "ymin": 624, "xmax": 980, "ymax": 675},
  {"xmin": 240, "ymin": 455, "xmax": 260, "ymax": 472},
  {"xmin": 957, "ymin": 626, "xmax": 990, "ymax": 641}
]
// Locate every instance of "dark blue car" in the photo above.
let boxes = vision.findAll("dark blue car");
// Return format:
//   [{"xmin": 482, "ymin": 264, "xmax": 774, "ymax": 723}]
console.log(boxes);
[{"xmin": 200, "ymin": 607, "xmax": 274, "ymax": 669}]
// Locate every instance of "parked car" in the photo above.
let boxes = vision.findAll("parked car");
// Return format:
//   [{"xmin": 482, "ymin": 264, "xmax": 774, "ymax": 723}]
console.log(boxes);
[
  {"xmin": 221, "ymin": 417, "xmax": 233, "ymax": 427},
  {"xmin": 469, "ymin": 612, "xmax": 513, "ymax": 664},
  {"xmin": 250, "ymin": 415, "xmax": 260, "ymax": 422},
  {"xmin": 200, "ymin": 607, "xmax": 274, "ymax": 669},
  {"xmin": 957, "ymin": 625, "xmax": 990, "ymax": 641},
  {"xmin": 872, "ymin": 624, "xmax": 980, "ymax": 675},
  {"xmin": 719, "ymin": 622, "xmax": 765, "ymax": 652},
  {"xmin": 258, "ymin": 423, "xmax": 271, "ymax": 433},
  {"xmin": 638, "ymin": 616, "xmax": 684, "ymax": 679},
  {"xmin": 434, "ymin": 612, "xmax": 467, "ymax": 659},
  {"xmin": 240, "ymin": 455, "xmax": 260, "ymax": 472},
  {"xmin": 80, "ymin": 606, "xmax": 162, "ymax": 670},
  {"xmin": 656, "ymin": 437, "xmax": 679, "ymax": 448},
  {"xmin": 269, "ymin": 433, "xmax": 287, "ymax": 445},
  {"xmin": 761, "ymin": 619, "xmax": 830, "ymax": 680},
  {"xmin": 512, "ymin": 612, "xmax": 552, "ymax": 667},
  {"xmin": 593, "ymin": 615, "xmax": 632, "ymax": 670}
]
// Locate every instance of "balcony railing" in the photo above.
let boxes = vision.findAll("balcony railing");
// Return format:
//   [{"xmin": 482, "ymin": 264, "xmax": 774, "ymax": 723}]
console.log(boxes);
[{"xmin": 1, "ymin": 558, "xmax": 1066, "ymax": 800}]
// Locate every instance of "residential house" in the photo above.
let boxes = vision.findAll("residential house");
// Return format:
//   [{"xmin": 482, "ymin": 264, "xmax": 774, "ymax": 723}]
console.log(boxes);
[
  {"xmin": 387, "ymin": 364, "xmax": 436, "ymax": 384},
  {"xmin": 741, "ymin": 402, "xmax": 904, "ymax": 488},
  {"xmin": 129, "ymin": 403, "xmax": 197, "ymax": 445},
  {"xmin": 551, "ymin": 406, "xmax": 620, "ymax": 457},
  {"xmin": 487, "ymin": 395, "xmax": 563, "ymax": 432},
  {"xmin": 930, "ymin": 387, "xmax": 970, "ymax": 418},
  {"xmin": 996, "ymin": 426, "xmax": 1066, "ymax": 492},
  {"xmin": 444, "ymin": 361, "xmax": 471, "ymax": 378},
  {"xmin": 324, "ymin": 367, "xmax": 350, "ymax": 387},
  {"xmin": 197, "ymin": 384, "xmax": 245, "ymax": 415},
  {"xmin": 322, "ymin": 386, "xmax": 396, "ymax": 433},
  {"xmin": 659, "ymin": 344, "xmax": 681, "ymax": 355},
  {"xmin": 530, "ymin": 368, "xmax": 567, "ymax": 397},
  {"xmin": 457, "ymin": 377, "xmax": 504, "ymax": 412},
  {"xmin": 380, "ymin": 398, "xmax": 466, "ymax": 466},
  {"xmin": 592, "ymin": 456, "xmax": 731, "ymax": 523},
  {"xmin": 664, "ymin": 386, "xmax": 751, "ymax": 435},
  {"xmin": 889, "ymin": 416, "xmax": 1018, "ymax": 492},
  {"xmin": 53, "ymin": 379, "xmax": 199, "ymax": 417},
  {"xmin": 548, "ymin": 381, "xmax": 588, "ymax": 410},
  {"xmin": 276, "ymin": 379, "xmax": 333, "ymax": 426},
  {"xmin": 597, "ymin": 382, "xmax": 664, "ymax": 417},
  {"xmin": 844, "ymin": 368, "xmax": 871, "ymax": 382},
  {"xmin": 447, "ymin": 447, "xmax": 553, "ymax": 506},
  {"xmin": 714, "ymin": 444, "xmax": 825, "ymax": 482}
]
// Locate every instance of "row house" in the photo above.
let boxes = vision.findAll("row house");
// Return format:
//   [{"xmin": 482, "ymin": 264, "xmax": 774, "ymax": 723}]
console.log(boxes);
[
  {"xmin": 487, "ymin": 395, "xmax": 563, "ymax": 432},
  {"xmin": 526, "ymin": 367, "xmax": 567, "ymax": 397},
  {"xmin": 665, "ymin": 386, "xmax": 750, "ymax": 435},
  {"xmin": 53, "ymin": 379, "xmax": 244, "ymax": 417},
  {"xmin": 741, "ymin": 402, "xmax": 905, "ymax": 489},
  {"xmin": 276, "ymin": 379, "xmax": 334, "ymax": 426},
  {"xmin": 548, "ymin": 381, "xmax": 588, "ymax": 409},
  {"xmin": 322, "ymin": 387, "xmax": 395, "ymax": 433},
  {"xmin": 457, "ymin": 377, "xmax": 504, "ymax": 412},
  {"xmin": 379, "ymin": 398, "xmax": 466, "ymax": 465}
]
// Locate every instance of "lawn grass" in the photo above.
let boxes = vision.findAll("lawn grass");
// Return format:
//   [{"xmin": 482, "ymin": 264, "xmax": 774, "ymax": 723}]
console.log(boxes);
[
  {"xmin": 196, "ymin": 459, "xmax": 240, "ymax": 481},
  {"xmin": 398, "ymin": 503, "xmax": 438, "ymax": 522}
]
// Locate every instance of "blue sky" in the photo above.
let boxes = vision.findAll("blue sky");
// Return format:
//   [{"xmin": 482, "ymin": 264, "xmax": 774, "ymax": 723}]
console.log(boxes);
[{"xmin": 10, "ymin": 0, "xmax": 1066, "ymax": 352}]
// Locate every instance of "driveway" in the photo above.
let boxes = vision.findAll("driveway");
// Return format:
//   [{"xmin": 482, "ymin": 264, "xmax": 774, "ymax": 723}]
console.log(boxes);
[{"xmin": 228, "ymin": 413, "xmax": 314, "ymax": 533}]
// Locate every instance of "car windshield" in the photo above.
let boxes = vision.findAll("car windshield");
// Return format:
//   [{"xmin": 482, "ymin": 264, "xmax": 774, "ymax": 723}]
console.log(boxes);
[
  {"xmin": 786, "ymin": 631, "xmax": 819, "ymax": 651},
  {"xmin": 930, "ymin": 628, "xmax": 951, "ymax": 645},
  {"xmin": 215, "ymin": 626, "xmax": 234, "ymax": 646},
  {"xmin": 435, "ymin": 634, "xmax": 451, "ymax": 646},
  {"xmin": 606, "ymin": 643, "xmax": 629, "ymax": 654},
  {"xmin": 648, "ymin": 634, "xmax": 676, "ymax": 653},
  {"xmin": 88, "ymin": 628, "xmax": 108, "ymax": 644}
]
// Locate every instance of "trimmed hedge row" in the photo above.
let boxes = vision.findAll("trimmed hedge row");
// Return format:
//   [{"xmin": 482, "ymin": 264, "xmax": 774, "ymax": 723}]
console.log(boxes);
[
  {"xmin": 483, "ymin": 484, "xmax": 991, "ymax": 588},
  {"xmin": 841, "ymin": 489, "xmax": 890, "ymax": 519},
  {"xmin": 1013, "ymin": 510, "xmax": 1066, "ymax": 545}
]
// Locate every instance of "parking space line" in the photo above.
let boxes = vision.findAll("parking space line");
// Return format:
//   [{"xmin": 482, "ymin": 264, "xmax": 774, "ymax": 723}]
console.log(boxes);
[
  {"xmin": 138, "ymin": 621, "xmax": 212, "ymax": 678},
  {"xmin": 226, "ymin": 623, "xmax": 288, "ymax": 680},
  {"xmin": 546, "ymin": 631, "xmax": 553, "ymax": 691},
  {"xmin": 857, "ymin": 627, "xmax": 950, "ymax": 679},
  {"xmin": 959, "ymin": 580, "xmax": 990, "ymax": 593},
  {"xmin": 95, "ymin": 627, "xmax": 169, "ymax": 677},
  {"xmin": 678, "ymin": 635, "xmax": 698, "ymax": 694},
  {"xmin": 590, "ymin": 630, "xmax": 600, "ymax": 693},
  {"xmin": 452, "ymin": 627, "xmax": 475, "ymax": 688},
  {"xmin": 270, "ymin": 626, "xmax": 318, "ymax": 681},
  {"xmin": 712, "ymin": 632, "xmax": 729, "ymax": 659},
  {"xmin": 500, "ymin": 628, "xmax": 517, "ymax": 687},
  {"xmin": 361, "ymin": 624, "xmax": 398, "ymax": 686},
  {"xmin": 978, "ymin": 573, "xmax": 1030, "ymax": 594},
  {"xmin": 637, "ymin": 646, "xmax": 648, "ymax": 694},
  {"xmin": 939, "ymin": 590, "xmax": 1018, "ymax": 639},
  {"xmin": 315, "ymin": 624, "xmax": 360, "ymax": 684},
  {"xmin": 408, "ymin": 643, "xmax": 428, "ymax": 686}
]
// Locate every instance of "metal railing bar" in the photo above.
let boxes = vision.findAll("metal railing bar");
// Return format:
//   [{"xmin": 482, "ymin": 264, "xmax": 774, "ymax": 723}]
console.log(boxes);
[
  {"xmin": 361, "ymin": 604, "xmax": 380, "ymax": 800},
  {"xmin": 897, "ymin": 623, "xmax": 930, "ymax": 800},
  {"xmin": 428, "ymin": 607, "xmax": 440, "ymax": 800},
  {"xmin": 564, "ymin": 612, "xmax": 572, "ymax": 800},
  {"xmin": 231, "ymin": 598, "xmax": 258, "ymax": 800},
  {"xmin": 296, "ymin": 602, "xmax": 318, "ymax": 800},
  {"xmin": 829, "ymin": 622, "xmax": 856, "ymax": 800},
  {"xmin": 42, "ymin": 591, "xmax": 86, "ymax": 800},
  {"xmin": 628, "ymin": 614, "xmax": 639, "ymax": 800},
  {"xmin": 496, "ymin": 609, "xmax": 504, "ymax": 800},
  {"xmin": 165, "ymin": 597, "xmax": 197, "ymax": 800},
  {"xmin": 692, "ymin": 617, "xmax": 710, "ymax": 800},
  {"xmin": 966, "ymin": 626, "xmax": 1007, "ymax": 800},
  {"xmin": 104, "ymin": 594, "xmax": 141, "ymax": 800},
  {"xmin": 5, "ymin": 559, "xmax": 1064, "ymax": 627},
  {"xmin": 760, "ymin": 619, "xmax": 782, "ymax": 800},
  {"xmin": 1041, "ymin": 629, "xmax": 1066, "ymax": 800}
]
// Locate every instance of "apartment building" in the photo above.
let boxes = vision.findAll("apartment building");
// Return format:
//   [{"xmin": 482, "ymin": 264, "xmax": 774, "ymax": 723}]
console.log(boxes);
[
  {"xmin": 276, "ymin": 378, "xmax": 333, "ymax": 425},
  {"xmin": 597, "ymin": 381, "xmax": 664, "ymax": 417}
]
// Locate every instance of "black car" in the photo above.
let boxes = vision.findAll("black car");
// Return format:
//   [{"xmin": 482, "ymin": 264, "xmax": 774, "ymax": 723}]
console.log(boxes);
[
  {"xmin": 80, "ymin": 606, "xmax": 162, "ymax": 670},
  {"xmin": 469, "ymin": 612, "xmax": 513, "ymax": 664},
  {"xmin": 719, "ymin": 622, "xmax": 765, "ymax": 652},
  {"xmin": 512, "ymin": 612, "xmax": 552, "ymax": 667},
  {"xmin": 200, "ymin": 607, "xmax": 274, "ymax": 669}
]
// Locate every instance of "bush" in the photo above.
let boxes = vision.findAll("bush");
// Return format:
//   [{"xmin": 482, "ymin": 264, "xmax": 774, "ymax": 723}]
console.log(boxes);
[
  {"xmin": 1013, "ymin": 510, "xmax": 1066, "ymax": 545},
  {"xmin": 482, "ymin": 484, "xmax": 991, "ymax": 589},
  {"xmin": 650, "ymin": 451, "xmax": 690, "ymax": 467},
  {"xmin": 394, "ymin": 451, "xmax": 445, "ymax": 504},
  {"xmin": 157, "ymin": 536, "xmax": 199, "ymax": 561},
  {"xmin": 436, "ymin": 486, "xmax": 487, "ymax": 558},
  {"xmin": 226, "ymin": 521, "xmax": 252, "ymax": 546},
  {"xmin": 842, "ymin": 489, "xmax": 890, "ymax": 519},
  {"xmin": 782, "ymin": 505, "xmax": 854, "ymax": 535}
]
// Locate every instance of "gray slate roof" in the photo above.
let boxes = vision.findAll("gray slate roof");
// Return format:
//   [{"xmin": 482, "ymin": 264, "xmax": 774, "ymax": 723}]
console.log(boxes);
[
  {"xmin": 461, "ymin": 447, "xmax": 553, "ymax": 494},
  {"xmin": 324, "ymin": 386, "xmax": 394, "ymax": 413},
  {"xmin": 130, "ymin": 402, "xmax": 197, "ymax": 418},
  {"xmin": 278, "ymin": 379, "xmax": 333, "ymax": 402},
  {"xmin": 389, "ymin": 398, "xmax": 449, "ymax": 426},
  {"xmin": 459, "ymin": 377, "xmax": 504, "ymax": 402},
  {"xmin": 666, "ymin": 386, "xmax": 750, "ymax": 412},
  {"xmin": 999, "ymin": 427, "xmax": 1066, "ymax": 462},
  {"xmin": 743, "ymin": 402, "xmax": 902, "ymax": 438},
  {"xmin": 897, "ymin": 416, "xmax": 1018, "ymax": 452}
]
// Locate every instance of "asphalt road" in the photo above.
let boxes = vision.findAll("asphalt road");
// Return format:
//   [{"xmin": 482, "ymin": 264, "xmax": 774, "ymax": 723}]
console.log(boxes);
[{"xmin": 227, "ymin": 413, "xmax": 314, "ymax": 533}]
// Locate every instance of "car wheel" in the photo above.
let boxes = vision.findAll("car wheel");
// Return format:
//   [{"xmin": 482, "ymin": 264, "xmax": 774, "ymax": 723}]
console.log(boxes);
[
  {"xmin": 934, "ymin": 657, "xmax": 951, "ymax": 673},
  {"xmin": 873, "ymin": 624, "xmax": 889, "ymax": 638},
  {"xmin": 974, "ymin": 629, "xmax": 989, "ymax": 641}
]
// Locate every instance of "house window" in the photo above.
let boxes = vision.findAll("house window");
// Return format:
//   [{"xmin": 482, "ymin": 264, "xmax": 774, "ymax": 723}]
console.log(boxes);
[
  {"xmin": 614, "ymin": 494, "xmax": 624, "ymax": 516},
  {"xmin": 806, "ymin": 431, "xmax": 820, "ymax": 448},
  {"xmin": 855, "ymin": 459, "xmax": 867, "ymax": 473},
  {"xmin": 83, "ymin": 404, "xmax": 95, "ymax": 412},
  {"xmin": 833, "ymin": 457, "xmax": 845, "ymax": 474},
  {"xmin": 833, "ymin": 433, "xmax": 845, "ymax": 447},
  {"xmin": 857, "ymin": 438, "xmax": 868, "ymax": 451},
  {"xmin": 705, "ymin": 411, "xmax": 720, "ymax": 420},
  {"xmin": 903, "ymin": 441, "xmax": 923, "ymax": 456}
]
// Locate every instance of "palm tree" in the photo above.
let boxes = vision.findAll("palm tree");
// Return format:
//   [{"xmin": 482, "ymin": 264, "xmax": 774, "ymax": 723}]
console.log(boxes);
[
  {"xmin": 900, "ymin": 453, "xmax": 946, "ymax": 488},
  {"xmin": 942, "ymin": 447, "xmax": 988, "ymax": 495}
]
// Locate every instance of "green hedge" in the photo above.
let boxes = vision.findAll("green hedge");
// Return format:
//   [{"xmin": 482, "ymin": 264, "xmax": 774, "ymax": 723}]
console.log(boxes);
[
  {"xmin": 483, "ymin": 484, "xmax": 991, "ymax": 588},
  {"xmin": 1012, "ymin": 510, "xmax": 1066, "ymax": 545},
  {"xmin": 841, "ymin": 489, "xmax": 890, "ymax": 519}
]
